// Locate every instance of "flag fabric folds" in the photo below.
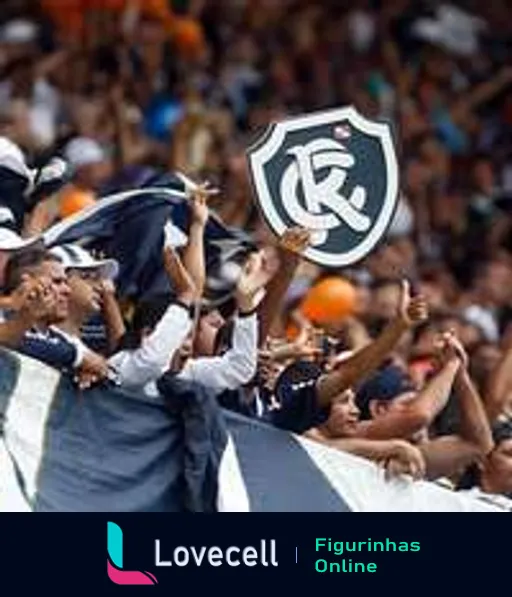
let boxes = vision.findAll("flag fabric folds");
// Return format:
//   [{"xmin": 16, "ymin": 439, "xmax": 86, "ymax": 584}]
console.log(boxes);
[
  {"xmin": 43, "ymin": 174, "xmax": 255, "ymax": 306},
  {"xmin": 0, "ymin": 350, "xmax": 508, "ymax": 513}
]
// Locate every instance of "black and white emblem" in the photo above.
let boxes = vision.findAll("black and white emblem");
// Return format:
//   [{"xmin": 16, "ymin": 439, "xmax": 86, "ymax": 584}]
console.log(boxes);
[{"xmin": 247, "ymin": 106, "xmax": 399, "ymax": 267}]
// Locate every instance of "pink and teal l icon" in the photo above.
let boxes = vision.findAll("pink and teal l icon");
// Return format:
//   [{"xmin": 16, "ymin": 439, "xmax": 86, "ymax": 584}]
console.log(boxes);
[{"xmin": 107, "ymin": 522, "xmax": 158, "ymax": 585}]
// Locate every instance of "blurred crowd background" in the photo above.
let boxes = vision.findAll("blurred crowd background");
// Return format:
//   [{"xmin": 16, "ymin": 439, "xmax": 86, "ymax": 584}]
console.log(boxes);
[{"xmin": 2, "ymin": 0, "xmax": 512, "ymax": 481}]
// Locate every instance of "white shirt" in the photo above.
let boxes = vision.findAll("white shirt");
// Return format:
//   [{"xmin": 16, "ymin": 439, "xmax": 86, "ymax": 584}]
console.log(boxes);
[
  {"xmin": 109, "ymin": 303, "xmax": 192, "ymax": 390},
  {"xmin": 177, "ymin": 312, "xmax": 258, "ymax": 395},
  {"xmin": 55, "ymin": 305, "xmax": 258, "ymax": 400}
]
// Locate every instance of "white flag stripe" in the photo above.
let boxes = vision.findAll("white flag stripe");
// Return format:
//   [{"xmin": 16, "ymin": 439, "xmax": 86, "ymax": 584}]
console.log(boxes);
[
  {"xmin": 4, "ymin": 352, "xmax": 60, "ymax": 504},
  {"xmin": 0, "ymin": 441, "xmax": 31, "ymax": 511},
  {"xmin": 217, "ymin": 435, "xmax": 251, "ymax": 512},
  {"xmin": 296, "ymin": 435, "xmax": 503, "ymax": 513}
]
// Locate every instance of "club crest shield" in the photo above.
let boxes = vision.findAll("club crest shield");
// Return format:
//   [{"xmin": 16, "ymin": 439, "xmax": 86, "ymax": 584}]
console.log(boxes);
[{"xmin": 247, "ymin": 106, "xmax": 399, "ymax": 267}]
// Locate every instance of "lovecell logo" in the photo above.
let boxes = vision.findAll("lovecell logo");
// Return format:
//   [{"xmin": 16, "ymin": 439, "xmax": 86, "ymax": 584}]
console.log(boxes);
[{"xmin": 107, "ymin": 522, "xmax": 158, "ymax": 585}]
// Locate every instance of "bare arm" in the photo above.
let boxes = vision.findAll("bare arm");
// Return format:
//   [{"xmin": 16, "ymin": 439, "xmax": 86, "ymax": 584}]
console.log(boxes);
[
  {"xmin": 258, "ymin": 250, "xmax": 299, "ymax": 345},
  {"xmin": 34, "ymin": 49, "xmax": 70, "ymax": 79},
  {"xmin": 421, "ymin": 342, "xmax": 494, "ymax": 480},
  {"xmin": 108, "ymin": 247, "xmax": 196, "ymax": 388},
  {"xmin": 266, "ymin": 317, "xmax": 321, "ymax": 362},
  {"xmin": 421, "ymin": 436, "xmax": 482, "ymax": 481},
  {"xmin": 169, "ymin": 119, "xmax": 192, "ymax": 171},
  {"xmin": 23, "ymin": 200, "xmax": 57, "ymax": 237},
  {"xmin": 463, "ymin": 67, "xmax": 512, "ymax": 112},
  {"xmin": 454, "ymin": 367, "xmax": 494, "ymax": 456},
  {"xmin": 305, "ymin": 429, "xmax": 425, "ymax": 479},
  {"xmin": 316, "ymin": 280, "xmax": 428, "ymax": 407},
  {"xmin": 316, "ymin": 318, "xmax": 409, "ymax": 407},
  {"xmin": 358, "ymin": 359, "xmax": 460, "ymax": 441},
  {"xmin": 340, "ymin": 316, "xmax": 372, "ymax": 351},
  {"xmin": 182, "ymin": 188, "xmax": 208, "ymax": 300},
  {"xmin": 258, "ymin": 227, "xmax": 310, "ymax": 346},
  {"xmin": 485, "ymin": 343, "xmax": 512, "ymax": 421},
  {"xmin": 181, "ymin": 250, "xmax": 274, "ymax": 393}
]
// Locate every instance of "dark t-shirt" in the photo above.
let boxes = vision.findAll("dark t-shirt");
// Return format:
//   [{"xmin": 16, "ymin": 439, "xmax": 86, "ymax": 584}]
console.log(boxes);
[
  {"xmin": 19, "ymin": 327, "xmax": 77, "ymax": 370},
  {"xmin": 264, "ymin": 361, "xmax": 327, "ymax": 434}
]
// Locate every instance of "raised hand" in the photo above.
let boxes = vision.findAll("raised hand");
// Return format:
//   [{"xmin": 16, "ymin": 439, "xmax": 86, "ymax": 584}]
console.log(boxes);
[
  {"xmin": 278, "ymin": 227, "xmax": 311, "ymax": 255},
  {"xmin": 162, "ymin": 246, "xmax": 197, "ymax": 305},
  {"xmin": 98, "ymin": 278, "xmax": 116, "ymax": 303},
  {"xmin": 435, "ymin": 330, "xmax": 469, "ymax": 369},
  {"xmin": 189, "ymin": 184, "xmax": 210, "ymax": 227},
  {"xmin": 18, "ymin": 276, "xmax": 57, "ymax": 323},
  {"xmin": 257, "ymin": 348, "xmax": 283, "ymax": 391},
  {"xmin": 397, "ymin": 280, "xmax": 428, "ymax": 329},
  {"xmin": 235, "ymin": 250, "xmax": 278, "ymax": 313}
]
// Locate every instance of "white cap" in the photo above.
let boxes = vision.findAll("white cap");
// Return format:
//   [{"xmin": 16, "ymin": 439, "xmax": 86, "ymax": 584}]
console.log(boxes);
[
  {"xmin": 0, "ymin": 20, "xmax": 38, "ymax": 44},
  {"xmin": 0, "ymin": 227, "xmax": 43, "ymax": 252},
  {"xmin": 64, "ymin": 137, "xmax": 107, "ymax": 169},
  {"xmin": 50, "ymin": 244, "xmax": 118, "ymax": 280}
]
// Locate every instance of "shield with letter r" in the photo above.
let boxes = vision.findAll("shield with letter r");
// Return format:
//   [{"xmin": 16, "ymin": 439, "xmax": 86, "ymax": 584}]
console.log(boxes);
[{"xmin": 246, "ymin": 106, "xmax": 399, "ymax": 267}]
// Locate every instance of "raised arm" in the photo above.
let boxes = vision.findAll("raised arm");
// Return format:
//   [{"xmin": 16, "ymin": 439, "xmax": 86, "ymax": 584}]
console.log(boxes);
[
  {"xmin": 484, "ymin": 340, "xmax": 512, "ymax": 421},
  {"xmin": 258, "ymin": 227, "xmax": 310, "ymax": 346},
  {"xmin": 421, "ymin": 335, "xmax": 494, "ymax": 479},
  {"xmin": 0, "ymin": 278, "xmax": 54, "ymax": 348},
  {"xmin": 454, "ymin": 363, "xmax": 494, "ymax": 456},
  {"xmin": 316, "ymin": 280, "xmax": 428, "ymax": 407},
  {"xmin": 359, "ymin": 357, "xmax": 461, "ymax": 441},
  {"xmin": 182, "ymin": 187, "xmax": 208, "ymax": 300},
  {"xmin": 305, "ymin": 429, "xmax": 425, "ymax": 479},
  {"xmin": 108, "ymin": 247, "xmax": 195, "ymax": 388},
  {"xmin": 463, "ymin": 67, "xmax": 512, "ymax": 112},
  {"xmin": 180, "ymin": 250, "xmax": 277, "ymax": 393}
]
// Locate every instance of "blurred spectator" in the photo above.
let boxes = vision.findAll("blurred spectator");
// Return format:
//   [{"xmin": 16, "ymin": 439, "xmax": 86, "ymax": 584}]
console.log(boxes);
[{"xmin": 1, "ymin": 0, "xmax": 512, "ymax": 497}]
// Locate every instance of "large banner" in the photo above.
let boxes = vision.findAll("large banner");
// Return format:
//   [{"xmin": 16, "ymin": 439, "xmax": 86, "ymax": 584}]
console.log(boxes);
[
  {"xmin": 43, "ymin": 174, "xmax": 255, "ymax": 306},
  {"xmin": 0, "ymin": 350, "xmax": 507, "ymax": 513}
]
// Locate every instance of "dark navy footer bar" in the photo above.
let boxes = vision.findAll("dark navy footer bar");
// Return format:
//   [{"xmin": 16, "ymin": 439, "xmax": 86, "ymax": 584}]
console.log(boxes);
[{"xmin": 0, "ymin": 515, "xmax": 504, "ymax": 596}]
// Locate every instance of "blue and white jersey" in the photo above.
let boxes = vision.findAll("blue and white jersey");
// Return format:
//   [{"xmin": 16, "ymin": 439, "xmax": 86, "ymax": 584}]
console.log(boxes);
[{"xmin": 18, "ymin": 326, "xmax": 82, "ymax": 371}]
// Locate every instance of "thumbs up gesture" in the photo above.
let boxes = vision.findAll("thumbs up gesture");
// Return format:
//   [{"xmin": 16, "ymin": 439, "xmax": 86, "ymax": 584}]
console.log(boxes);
[{"xmin": 397, "ymin": 280, "xmax": 429, "ymax": 329}]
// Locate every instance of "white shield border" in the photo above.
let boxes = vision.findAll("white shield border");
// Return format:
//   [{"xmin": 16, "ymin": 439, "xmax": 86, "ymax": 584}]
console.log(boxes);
[{"xmin": 247, "ymin": 106, "xmax": 399, "ymax": 267}]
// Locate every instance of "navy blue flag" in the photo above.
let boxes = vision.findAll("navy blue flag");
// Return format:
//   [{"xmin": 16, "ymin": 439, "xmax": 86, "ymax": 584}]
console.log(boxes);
[
  {"xmin": 43, "ymin": 171, "xmax": 255, "ymax": 306},
  {"xmin": 0, "ymin": 350, "xmax": 505, "ymax": 513}
]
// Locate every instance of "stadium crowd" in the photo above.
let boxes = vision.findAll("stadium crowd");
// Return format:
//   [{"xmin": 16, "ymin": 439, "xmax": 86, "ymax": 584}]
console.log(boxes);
[{"xmin": 1, "ymin": 0, "xmax": 512, "ymax": 506}]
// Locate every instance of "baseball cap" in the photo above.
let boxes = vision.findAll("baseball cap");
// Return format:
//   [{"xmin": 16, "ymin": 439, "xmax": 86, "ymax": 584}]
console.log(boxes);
[
  {"xmin": 356, "ymin": 363, "xmax": 415, "ymax": 420},
  {"xmin": 63, "ymin": 137, "xmax": 108, "ymax": 169},
  {"xmin": 50, "ymin": 244, "xmax": 118, "ymax": 280}
]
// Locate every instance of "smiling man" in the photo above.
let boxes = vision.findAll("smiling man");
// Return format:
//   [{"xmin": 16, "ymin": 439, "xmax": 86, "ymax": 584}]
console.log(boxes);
[{"xmin": 0, "ymin": 248, "xmax": 80, "ymax": 369}]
